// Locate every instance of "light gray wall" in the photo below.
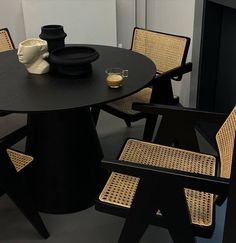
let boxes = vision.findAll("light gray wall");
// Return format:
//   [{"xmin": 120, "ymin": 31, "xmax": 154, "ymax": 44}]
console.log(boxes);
[
  {"xmin": 1, "ymin": 0, "xmax": 137, "ymax": 48},
  {"xmin": 136, "ymin": 0, "xmax": 147, "ymax": 28},
  {"xmin": 116, "ymin": 0, "xmax": 147, "ymax": 49},
  {"xmin": 0, "ymin": 0, "xmax": 136, "ymax": 48},
  {"xmin": 116, "ymin": 0, "xmax": 135, "ymax": 49},
  {"xmin": 1, "ymin": 0, "xmax": 117, "ymax": 46},
  {"xmin": 0, "ymin": 0, "xmax": 25, "ymax": 45},
  {"xmin": 22, "ymin": 0, "xmax": 117, "ymax": 46},
  {"xmin": 146, "ymin": 0, "xmax": 195, "ymax": 106},
  {"xmin": 190, "ymin": 0, "xmax": 204, "ymax": 107}
]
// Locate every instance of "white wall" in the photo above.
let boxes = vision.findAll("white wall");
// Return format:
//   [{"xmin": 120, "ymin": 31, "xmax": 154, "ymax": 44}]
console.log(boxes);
[
  {"xmin": 146, "ymin": 0, "xmax": 195, "ymax": 106},
  {"xmin": 116, "ymin": 0, "xmax": 147, "ymax": 49},
  {"xmin": 1, "ymin": 0, "xmax": 135, "ymax": 48},
  {"xmin": 190, "ymin": 0, "xmax": 204, "ymax": 107},
  {"xmin": 0, "ymin": 0, "xmax": 25, "ymax": 45},
  {"xmin": 116, "ymin": 0, "xmax": 135, "ymax": 49},
  {"xmin": 0, "ymin": 0, "xmax": 117, "ymax": 46},
  {"xmin": 22, "ymin": 0, "xmax": 117, "ymax": 46}
]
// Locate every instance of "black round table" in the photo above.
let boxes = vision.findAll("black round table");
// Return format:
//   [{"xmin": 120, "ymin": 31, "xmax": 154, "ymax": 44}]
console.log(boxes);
[{"xmin": 0, "ymin": 45, "xmax": 156, "ymax": 214}]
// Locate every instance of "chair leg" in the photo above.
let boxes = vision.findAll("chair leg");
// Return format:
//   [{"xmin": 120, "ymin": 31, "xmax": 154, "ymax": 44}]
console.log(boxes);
[
  {"xmin": 124, "ymin": 119, "xmax": 131, "ymax": 127},
  {"xmin": 7, "ymin": 183, "xmax": 49, "ymax": 239},
  {"xmin": 154, "ymin": 115, "xmax": 200, "ymax": 151},
  {"xmin": 0, "ymin": 112, "xmax": 11, "ymax": 117},
  {"xmin": 143, "ymin": 115, "xmax": 158, "ymax": 142},
  {"xmin": 174, "ymin": 123, "xmax": 200, "ymax": 151},
  {"xmin": 0, "ymin": 185, "xmax": 5, "ymax": 197},
  {"xmin": 159, "ymin": 184, "xmax": 196, "ymax": 243},
  {"xmin": 118, "ymin": 179, "xmax": 158, "ymax": 243},
  {"xmin": 91, "ymin": 107, "xmax": 100, "ymax": 126},
  {"xmin": 151, "ymin": 78, "xmax": 176, "ymax": 105}
]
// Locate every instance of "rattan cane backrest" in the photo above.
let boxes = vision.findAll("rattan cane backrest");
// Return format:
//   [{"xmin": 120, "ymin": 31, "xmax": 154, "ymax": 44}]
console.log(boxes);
[
  {"xmin": 0, "ymin": 28, "xmax": 14, "ymax": 52},
  {"xmin": 131, "ymin": 28, "xmax": 189, "ymax": 73},
  {"xmin": 216, "ymin": 106, "xmax": 236, "ymax": 179}
]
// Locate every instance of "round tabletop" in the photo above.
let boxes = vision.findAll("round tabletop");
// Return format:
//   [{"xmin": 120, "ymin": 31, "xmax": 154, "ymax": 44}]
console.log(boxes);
[{"xmin": 0, "ymin": 45, "xmax": 156, "ymax": 113}]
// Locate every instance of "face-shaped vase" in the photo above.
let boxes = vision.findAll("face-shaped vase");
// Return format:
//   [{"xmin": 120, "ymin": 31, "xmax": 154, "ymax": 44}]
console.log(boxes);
[{"xmin": 17, "ymin": 38, "xmax": 49, "ymax": 74}]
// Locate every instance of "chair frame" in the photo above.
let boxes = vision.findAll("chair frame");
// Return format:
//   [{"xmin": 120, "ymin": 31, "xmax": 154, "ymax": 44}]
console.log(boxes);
[
  {"xmin": 0, "ymin": 125, "xmax": 49, "ymax": 239},
  {"xmin": 96, "ymin": 103, "xmax": 236, "ymax": 243},
  {"xmin": 133, "ymin": 103, "xmax": 228, "ymax": 151},
  {"xmin": 92, "ymin": 27, "xmax": 192, "ymax": 141},
  {"xmin": 0, "ymin": 28, "xmax": 15, "ymax": 117}
]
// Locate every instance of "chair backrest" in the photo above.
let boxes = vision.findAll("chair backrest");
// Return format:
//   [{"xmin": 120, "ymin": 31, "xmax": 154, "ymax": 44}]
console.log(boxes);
[
  {"xmin": 0, "ymin": 28, "xmax": 15, "ymax": 52},
  {"xmin": 216, "ymin": 106, "xmax": 236, "ymax": 179},
  {"xmin": 131, "ymin": 27, "xmax": 190, "ymax": 74}
]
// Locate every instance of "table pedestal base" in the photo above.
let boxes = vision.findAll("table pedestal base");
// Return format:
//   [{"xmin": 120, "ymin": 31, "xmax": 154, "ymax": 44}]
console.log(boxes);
[{"xmin": 26, "ymin": 108, "xmax": 104, "ymax": 214}]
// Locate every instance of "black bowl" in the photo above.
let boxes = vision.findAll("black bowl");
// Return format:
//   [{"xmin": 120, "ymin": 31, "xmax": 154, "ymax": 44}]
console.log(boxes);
[{"xmin": 49, "ymin": 46, "xmax": 99, "ymax": 76}]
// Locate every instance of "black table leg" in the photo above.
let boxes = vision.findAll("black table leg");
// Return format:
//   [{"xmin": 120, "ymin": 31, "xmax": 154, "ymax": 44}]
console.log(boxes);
[{"xmin": 26, "ymin": 108, "xmax": 104, "ymax": 214}]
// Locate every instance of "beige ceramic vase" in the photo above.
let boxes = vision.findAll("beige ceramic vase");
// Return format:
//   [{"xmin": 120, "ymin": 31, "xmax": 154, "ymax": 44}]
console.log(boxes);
[{"xmin": 17, "ymin": 38, "xmax": 50, "ymax": 74}]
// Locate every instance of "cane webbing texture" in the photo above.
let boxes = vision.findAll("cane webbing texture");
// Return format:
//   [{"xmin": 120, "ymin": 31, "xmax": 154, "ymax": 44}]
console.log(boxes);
[
  {"xmin": 105, "ymin": 29, "xmax": 189, "ymax": 115},
  {"xmin": 0, "ymin": 29, "xmax": 14, "ymax": 52},
  {"xmin": 107, "ymin": 87, "xmax": 152, "ymax": 115},
  {"xmin": 6, "ymin": 149, "xmax": 33, "ymax": 172},
  {"xmin": 132, "ymin": 28, "xmax": 188, "ymax": 73},
  {"xmin": 216, "ymin": 106, "xmax": 236, "ymax": 179},
  {"xmin": 99, "ymin": 139, "xmax": 216, "ymax": 227}
]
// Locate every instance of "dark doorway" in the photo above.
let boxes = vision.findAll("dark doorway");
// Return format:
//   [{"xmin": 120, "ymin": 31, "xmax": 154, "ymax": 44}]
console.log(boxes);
[{"xmin": 197, "ymin": 0, "xmax": 236, "ymax": 113}]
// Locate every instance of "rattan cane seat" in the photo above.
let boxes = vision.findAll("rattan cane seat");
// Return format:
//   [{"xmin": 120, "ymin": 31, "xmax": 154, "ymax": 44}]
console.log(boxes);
[
  {"xmin": 107, "ymin": 88, "xmax": 152, "ymax": 115},
  {"xmin": 99, "ymin": 139, "xmax": 216, "ymax": 227},
  {"xmin": 0, "ymin": 28, "xmax": 14, "ymax": 52},
  {"xmin": 6, "ymin": 149, "xmax": 33, "ymax": 172}
]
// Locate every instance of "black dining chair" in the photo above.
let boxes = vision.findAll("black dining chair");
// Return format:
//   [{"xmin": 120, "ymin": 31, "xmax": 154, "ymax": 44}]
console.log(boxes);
[
  {"xmin": 95, "ymin": 103, "xmax": 236, "ymax": 243},
  {"xmin": 0, "ymin": 125, "xmax": 49, "ymax": 239},
  {"xmin": 91, "ymin": 27, "xmax": 192, "ymax": 141},
  {"xmin": 0, "ymin": 28, "xmax": 15, "ymax": 117}
]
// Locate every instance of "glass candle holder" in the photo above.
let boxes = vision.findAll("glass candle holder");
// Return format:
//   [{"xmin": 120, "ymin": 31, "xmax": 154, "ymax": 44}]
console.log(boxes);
[{"xmin": 105, "ymin": 68, "xmax": 128, "ymax": 88}]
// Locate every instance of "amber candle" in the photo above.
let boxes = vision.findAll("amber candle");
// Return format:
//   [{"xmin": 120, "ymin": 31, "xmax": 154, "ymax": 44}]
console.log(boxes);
[{"xmin": 106, "ymin": 74, "xmax": 123, "ymax": 88}]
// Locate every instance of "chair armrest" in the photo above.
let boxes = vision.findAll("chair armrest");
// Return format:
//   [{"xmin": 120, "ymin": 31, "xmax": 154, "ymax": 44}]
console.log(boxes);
[
  {"xmin": 153, "ymin": 62, "xmax": 192, "ymax": 82},
  {"xmin": 0, "ymin": 125, "xmax": 30, "ymax": 150},
  {"xmin": 132, "ymin": 103, "xmax": 228, "ymax": 123},
  {"xmin": 102, "ymin": 159, "xmax": 229, "ymax": 195}
]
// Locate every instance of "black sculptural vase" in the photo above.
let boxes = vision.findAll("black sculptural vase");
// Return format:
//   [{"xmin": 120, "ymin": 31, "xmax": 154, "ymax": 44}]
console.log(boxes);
[{"xmin": 39, "ymin": 25, "xmax": 67, "ymax": 53}]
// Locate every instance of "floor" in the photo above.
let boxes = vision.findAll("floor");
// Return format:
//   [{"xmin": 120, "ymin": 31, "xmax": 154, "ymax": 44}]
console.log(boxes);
[{"xmin": 0, "ymin": 111, "xmax": 226, "ymax": 243}]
